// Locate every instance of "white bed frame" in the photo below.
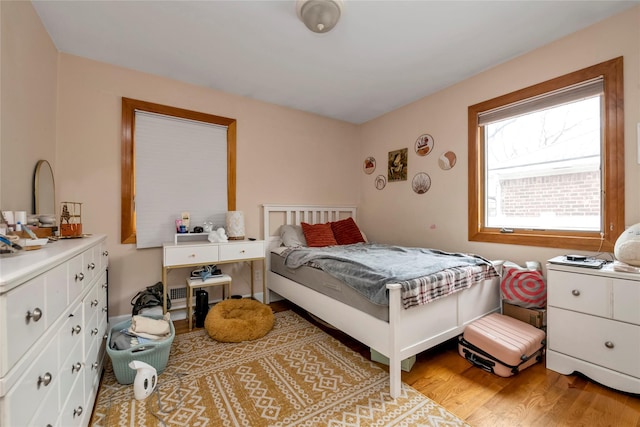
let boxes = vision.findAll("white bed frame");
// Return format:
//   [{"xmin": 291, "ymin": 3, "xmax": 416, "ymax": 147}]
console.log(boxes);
[{"xmin": 263, "ymin": 204, "xmax": 502, "ymax": 398}]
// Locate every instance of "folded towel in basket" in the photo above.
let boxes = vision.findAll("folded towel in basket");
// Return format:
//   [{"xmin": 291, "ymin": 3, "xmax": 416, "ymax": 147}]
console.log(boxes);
[{"xmin": 129, "ymin": 313, "xmax": 171, "ymax": 340}]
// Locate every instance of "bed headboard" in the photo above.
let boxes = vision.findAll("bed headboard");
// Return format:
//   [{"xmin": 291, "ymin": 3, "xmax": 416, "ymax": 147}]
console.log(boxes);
[{"xmin": 262, "ymin": 204, "xmax": 357, "ymax": 255}]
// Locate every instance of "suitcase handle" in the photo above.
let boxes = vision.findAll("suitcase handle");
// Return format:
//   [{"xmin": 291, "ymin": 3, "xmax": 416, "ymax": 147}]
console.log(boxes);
[{"xmin": 462, "ymin": 348, "xmax": 495, "ymax": 374}]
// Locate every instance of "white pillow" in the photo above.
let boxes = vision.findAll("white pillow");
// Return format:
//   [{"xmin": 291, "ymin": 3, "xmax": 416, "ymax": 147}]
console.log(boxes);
[{"xmin": 280, "ymin": 224, "xmax": 307, "ymax": 247}]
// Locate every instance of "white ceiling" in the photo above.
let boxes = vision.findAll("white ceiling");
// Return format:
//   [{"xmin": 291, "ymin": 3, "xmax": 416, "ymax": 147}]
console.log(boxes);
[{"xmin": 32, "ymin": 0, "xmax": 637, "ymax": 124}]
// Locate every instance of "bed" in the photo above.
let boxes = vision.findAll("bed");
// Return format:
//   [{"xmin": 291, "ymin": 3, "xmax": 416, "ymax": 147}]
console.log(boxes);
[{"xmin": 263, "ymin": 204, "xmax": 503, "ymax": 398}]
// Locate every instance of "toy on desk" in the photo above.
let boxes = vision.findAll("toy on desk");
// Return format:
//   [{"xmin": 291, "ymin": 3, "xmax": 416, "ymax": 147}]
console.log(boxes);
[{"xmin": 207, "ymin": 227, "xmax": 228, "ymax": 243}]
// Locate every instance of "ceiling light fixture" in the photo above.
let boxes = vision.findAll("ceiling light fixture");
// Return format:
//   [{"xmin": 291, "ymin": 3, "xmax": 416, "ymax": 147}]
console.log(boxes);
[{"xmin": 296, "ymin": 0, "xmax": 344, "ymax": 34}]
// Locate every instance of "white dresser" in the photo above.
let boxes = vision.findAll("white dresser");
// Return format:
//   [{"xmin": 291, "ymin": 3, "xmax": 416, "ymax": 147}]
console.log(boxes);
[
  {"xmin": 0, "ymin": 235, "xmax": 109, "ymax": 427},
  {"xmin": 546, "ymin": 262, "xmax": 640, "ymax": 394}
]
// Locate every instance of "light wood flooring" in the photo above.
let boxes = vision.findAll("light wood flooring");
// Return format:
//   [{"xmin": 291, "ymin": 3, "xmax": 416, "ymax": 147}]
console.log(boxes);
[{"xmin": 174, "ymin": 300, "xmax": 640, "ymax": 427}]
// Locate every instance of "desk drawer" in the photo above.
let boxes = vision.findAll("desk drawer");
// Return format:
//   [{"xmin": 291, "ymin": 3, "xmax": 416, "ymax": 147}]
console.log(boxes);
[
  {"xmin": 220, "ymin": 242, "xmax": 263, "ymax": 261},
  {"xmin": 164, "ymin": 245, "xmax": 219, "ymax": 266}
]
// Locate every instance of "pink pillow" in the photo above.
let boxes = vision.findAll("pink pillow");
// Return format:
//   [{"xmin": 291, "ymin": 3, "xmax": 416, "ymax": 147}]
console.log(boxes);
[
  {"xmin": 301, "ymin": 222, "xmax": 337, "ymax": 247},
  {"xmin": 331, "ymin": 217, "xmax": 365, "ymax": 245}
]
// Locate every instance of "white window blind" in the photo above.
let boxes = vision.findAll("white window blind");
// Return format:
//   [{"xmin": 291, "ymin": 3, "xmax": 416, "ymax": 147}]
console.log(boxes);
[
  {"xmin": 135, "ymin": 111, "xmax": 228, "ymax": 249},
  {"xmin": 478, "ymin": 78, "xmax": 604, "ymax": 125}
]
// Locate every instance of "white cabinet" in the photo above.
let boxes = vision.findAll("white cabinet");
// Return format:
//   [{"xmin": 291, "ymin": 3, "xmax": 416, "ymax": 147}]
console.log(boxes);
[
  {"xmin": 0, "ymin": 235, "xmax": 108, "ymax": 427},
  {"xmin": 546, "ymin": 263, "xmax": 640, "ymax": 394}
]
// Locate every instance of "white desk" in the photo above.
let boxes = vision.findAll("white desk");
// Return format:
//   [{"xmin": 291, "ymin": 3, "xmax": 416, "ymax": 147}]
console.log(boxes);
[{"xmin": 162, "ymin": 239, "xmax": 266, "ymax": 312}]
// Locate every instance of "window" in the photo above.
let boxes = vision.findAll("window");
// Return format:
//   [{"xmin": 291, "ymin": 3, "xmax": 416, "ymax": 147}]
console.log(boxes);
[
  {"xmin": 121, "ymin": 98, "xmax": 237, "ymax": 244},
  {"xmin": 468, "ymin": 57, "xmax": 624, "ymax": 251}
]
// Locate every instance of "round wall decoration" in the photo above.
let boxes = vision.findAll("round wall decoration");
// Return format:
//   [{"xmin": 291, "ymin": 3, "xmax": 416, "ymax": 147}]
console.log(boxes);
[
  {"xmin": 363, "ymin": 156, "xmax": 376, "ymax": 174},
  {"xmin": 438, "ymin": 151, "xmax": 457, "ymax": 170},
  {"xmin": 412, "ymin": 172, "xmax": 431, "ymax": 194},
  {"xmin": 375, "ymin": 175, "xmax": 387, "ymax": 190},
  {"xmin": 415, "ymin": 134, "xmax": 434, "ymax": 156}
]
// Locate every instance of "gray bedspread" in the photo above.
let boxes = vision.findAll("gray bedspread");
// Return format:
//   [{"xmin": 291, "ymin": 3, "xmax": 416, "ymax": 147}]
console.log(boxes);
[{"xmin": 283, "ymin": 243, "xmax": 496, "ymax": 307}]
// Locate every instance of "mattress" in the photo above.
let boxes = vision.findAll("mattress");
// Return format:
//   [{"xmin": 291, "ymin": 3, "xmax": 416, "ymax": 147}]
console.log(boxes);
[{"xmin": 270, "ymin": 251, "xmax": 389, "ymax": 321}]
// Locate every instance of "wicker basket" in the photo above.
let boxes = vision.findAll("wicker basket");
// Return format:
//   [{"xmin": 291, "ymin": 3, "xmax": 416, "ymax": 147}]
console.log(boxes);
[{"xmin": 106, "ymin": 315, "xmax": 175, "ymax": 385}]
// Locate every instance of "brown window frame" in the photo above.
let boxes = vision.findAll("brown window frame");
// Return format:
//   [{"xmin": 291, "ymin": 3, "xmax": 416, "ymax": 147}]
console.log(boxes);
[
  {"xmin": 121, "ymin": 97, "xmax": 237, "ymax": 244},
  {"xmin": 468, "ymin": 57, "xmax": 624, "ymax": 251}
]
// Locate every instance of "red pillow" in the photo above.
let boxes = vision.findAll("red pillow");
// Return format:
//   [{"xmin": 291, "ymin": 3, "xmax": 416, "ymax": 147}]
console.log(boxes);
[
  {"xmin": 301, "ymin": 222, "xmax": 337, "ymax": 247},
  {"xmin": 331, "ymin": 217, "xmax": 365, "ymax": 245}
]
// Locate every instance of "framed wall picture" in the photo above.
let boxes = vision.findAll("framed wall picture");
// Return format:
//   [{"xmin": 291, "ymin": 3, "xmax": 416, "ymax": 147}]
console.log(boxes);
[
  {"xmin": 388, "ymin": 148, "xmax": 408, "ymax": 182},
  {"xmin": 363, "ymin": 156, "xmax": 376, "ymax": 174},
  {"xmin": 412, "ymin": 172, "xmax": 431, "ymax": 194},
  {"xmin": 438, "ymin": 151, "xmax": 457, "ymax": 170},
  {"xmin": 415, "ymin": 134, "xmax": 434, "ymax": 156}
]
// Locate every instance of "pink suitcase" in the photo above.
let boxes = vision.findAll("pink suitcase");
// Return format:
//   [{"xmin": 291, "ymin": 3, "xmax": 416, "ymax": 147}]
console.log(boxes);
[{"xmin": 458, "ymin": 312, "xmax": 546, "ymax": 377}]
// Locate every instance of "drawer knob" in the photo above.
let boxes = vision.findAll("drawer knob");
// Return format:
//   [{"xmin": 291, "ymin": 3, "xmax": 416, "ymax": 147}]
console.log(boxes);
[
  {"xmin": 92, "ymin": 362, "xmax": 99, "ymax": 370},
  {"xmin": 72, "ymin": 325, "xmax": 82, "ymax": 335},
  {"xmin": 102, "ymin": 306, "xmax": 108, "ymax": 313},
  {"xmin": 240, "ymin": 250, "xmax": 246, "ymax": 253},
  {"xmin": 91, "ymin": 299, "xmax": 99, "ymax": 307},
  {"xmin": 37, "ymin": 372, "xmax": 52, "ymax": 388},
  {"xmin": 26, "ymin": 308, "xmax": 43, "ymax": 323},
  {"xmin": 88, "ymin": 262, "xmax": 96, "ymax": 270},
  {"xmin": 189, "ymin": 253, "xmax": 196, "ymax": 258},
  {"xmin": 73, "ymin": 406, "xmax": 83, "ymax": 417},
  {"xmin": 571, "ymin": 289, "xmax": 580, "ymax": 296},
  {"xmin": 103, "ymin": 250, "xmax": 109, "ymax": 256},
  {"xmin": 605, "ymin": 341, "xmax": 615, "ymax": 349},
  {"xmin": 75, "ymin": 272, "xmax": 85, "ymax": 281},
  {"xmin": 71, "ymin": 362, "xmax": 82, "ymax": 373},
  {"xmin": 91, "ymin": 328, "xmax": 99, "ymax": 336},
  {"xmin": 102, "ymin": 283, "xmax": 108, "ymax": 289}
]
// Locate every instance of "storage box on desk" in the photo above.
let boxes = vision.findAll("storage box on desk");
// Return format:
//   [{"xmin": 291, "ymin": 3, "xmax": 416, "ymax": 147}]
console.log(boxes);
[{"xmin": 106, "ymin": 315, "xmax": 175, "ymax": 385}]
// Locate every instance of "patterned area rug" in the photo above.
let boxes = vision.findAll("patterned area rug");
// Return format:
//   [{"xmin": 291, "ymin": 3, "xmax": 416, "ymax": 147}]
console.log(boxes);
[{"xmin": 91, "ymin": 310, "xmax": 469, "ymax": 426}]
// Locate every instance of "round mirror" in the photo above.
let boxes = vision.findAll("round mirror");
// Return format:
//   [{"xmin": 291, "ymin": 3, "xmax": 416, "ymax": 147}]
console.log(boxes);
[{"xmin": 33, "ymin": 160, "xmax": 55, "ymax": 216}]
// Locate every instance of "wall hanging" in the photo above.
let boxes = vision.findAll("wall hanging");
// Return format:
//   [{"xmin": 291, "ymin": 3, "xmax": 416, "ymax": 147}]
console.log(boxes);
[
  {"xmin": 438, "ymin": 151, "xmax": 457, "ymax": 170},
  {"xmin": 415, "ymin": 134, "xmax": 434, "ymax": 156},
  {"xmin": 388, "ymin": 148, "xmax": 408, "ymax": 182},
  {"xmin": 412, "ymin": 173, "xmax": 431, "ymax": 194},
  {"xmin": 375, "ymin": 175, "xmax": 387, "ymax": 190},
  {"xmin": 363, "ymin": 156, "xmax": 376, "ymax": 174}
]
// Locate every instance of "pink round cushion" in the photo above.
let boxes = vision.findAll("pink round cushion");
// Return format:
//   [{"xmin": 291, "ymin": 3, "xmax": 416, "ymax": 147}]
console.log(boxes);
[{"xmin": 205, "ymin": 299, "xmax": 274, "ymax": 342}]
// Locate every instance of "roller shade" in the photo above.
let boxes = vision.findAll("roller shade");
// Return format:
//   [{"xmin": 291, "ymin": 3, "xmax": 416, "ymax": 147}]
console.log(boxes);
[{"xmin": 135, "ymin": 111, "xmax": 228, "ymax": 249}]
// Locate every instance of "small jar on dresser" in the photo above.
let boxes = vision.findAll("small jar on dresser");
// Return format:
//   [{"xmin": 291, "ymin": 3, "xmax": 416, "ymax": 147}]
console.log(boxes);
[
  {"xmin": 546, "ymin": 260, "xmax": 640, "ymax": 394},
  {"xmin": 0, "ymin": 235, "xmax": 109, "ymax": 427}
]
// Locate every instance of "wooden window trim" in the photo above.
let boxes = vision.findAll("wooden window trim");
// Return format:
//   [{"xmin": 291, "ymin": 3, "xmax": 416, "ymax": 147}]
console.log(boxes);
[
  {"xmin": 468, "ymin": 57, "xmax": 624, "ymax": 251},
  {"xmin": 121, "ymin": 97, "xmax": 237, "ymax": 244}
]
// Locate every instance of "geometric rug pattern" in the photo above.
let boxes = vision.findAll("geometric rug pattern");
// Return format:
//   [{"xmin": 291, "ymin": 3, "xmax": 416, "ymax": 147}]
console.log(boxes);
[{"xmin": 90, "ymin": 310, "xmax": 470, "ymax": 426}]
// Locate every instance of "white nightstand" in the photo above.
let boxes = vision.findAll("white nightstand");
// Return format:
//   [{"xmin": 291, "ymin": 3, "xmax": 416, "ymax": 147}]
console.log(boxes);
[{"xmin": 185, "ymin": 274, "xmax": 232, "ymax": 330}]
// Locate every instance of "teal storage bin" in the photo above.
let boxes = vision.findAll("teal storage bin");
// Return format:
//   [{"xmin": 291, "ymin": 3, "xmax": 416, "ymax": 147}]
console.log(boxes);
[{"xmin": 106, "ymin": 315, "xmax": 175, "ymax": 385}]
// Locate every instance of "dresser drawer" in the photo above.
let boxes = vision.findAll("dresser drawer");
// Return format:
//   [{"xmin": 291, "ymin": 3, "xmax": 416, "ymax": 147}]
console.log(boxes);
[
  {"xmin": 613, "ymin": 279, "xmax": 640, "ymax": 325},
  {"xmin": 220, "ymin": 241, "xmax": 264, "ymax": 261},
  {"xmin": 4, "ymin": 337, "xmax": 59, "ymax": 427},
  {"xmin": 59, "ymin": 302, "xmax": 84, "ymax": 360},
  {"xmin": 1, "ymin": 273, "xmax": 46, "ymax": 377},
  {"xmin": 548, "ymin": 307, "xmax": 640, "ymax": 378},
  {"xmin": 68, "ymin": 253, "xmax": 86, "ymax": 303},
  {"xmin": 547, "ymin": 270, "xmax": 609, "ymax": 316},
  {"xmin": 164, "ymin": 244, "xmax": 219, "ymax": 266}
]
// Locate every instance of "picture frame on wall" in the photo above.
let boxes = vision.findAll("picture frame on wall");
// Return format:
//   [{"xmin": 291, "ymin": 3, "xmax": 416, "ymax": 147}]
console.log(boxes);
[{"xmin": 388, "ymin": 148, "xmax": 408, "ymax": 182}]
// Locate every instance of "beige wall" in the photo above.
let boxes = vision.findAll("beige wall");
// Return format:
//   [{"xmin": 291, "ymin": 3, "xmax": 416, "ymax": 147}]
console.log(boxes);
[
  {"xmin": 55, "ymin": 54, "xmax": 360, "ymax": 316},
  {"xmin": 3, "ymin": 2, "xmax": 640, "ymax": 316},
  {"xmin": 359, "ymin": 5, "xmax": 640, "ymax": 266},
  {"xmin": 0, "ymin": 1, "xmax": 57, "ymax": 211}
]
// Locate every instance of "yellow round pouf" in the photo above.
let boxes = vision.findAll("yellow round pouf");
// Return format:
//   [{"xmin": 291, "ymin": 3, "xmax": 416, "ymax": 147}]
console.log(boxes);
[{"xmin": 205, "ymin": 299, "xmax": 274, "ymax": 342}]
